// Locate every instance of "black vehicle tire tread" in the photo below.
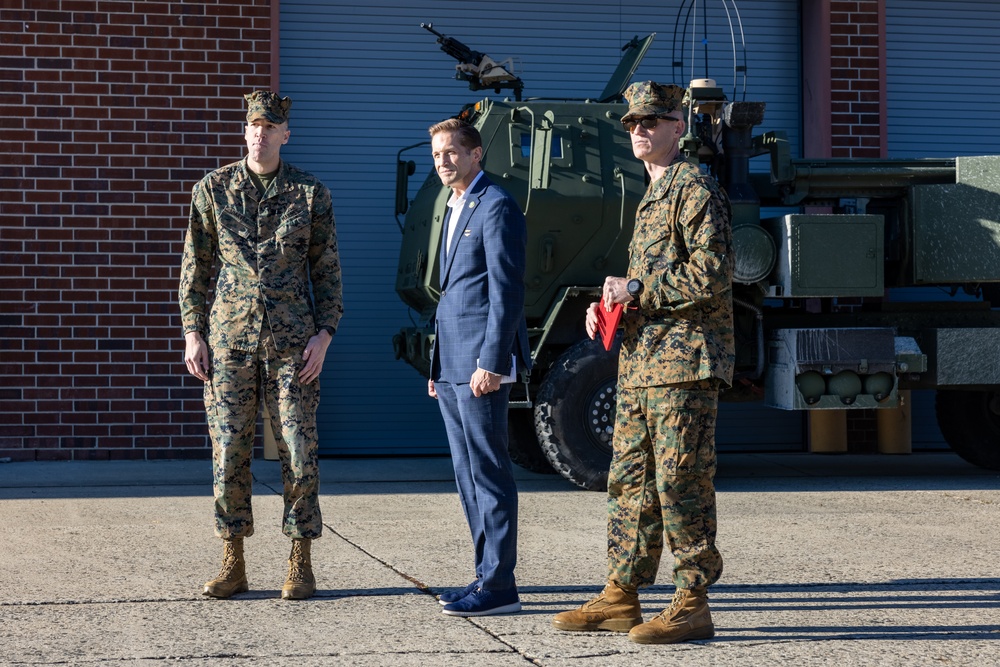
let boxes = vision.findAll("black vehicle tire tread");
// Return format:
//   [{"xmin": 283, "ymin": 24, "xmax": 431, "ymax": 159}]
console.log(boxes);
[
  {"xmin": 534, "ymin": 336, "xmax": 621, "ymax": 491},
  {"xmin": 935, "ymin": 388, "xmax": 1000, "ymax": 470},
  {"xmin": 507, "ymin": 409, "xmax": 556, "ymax": 474}
]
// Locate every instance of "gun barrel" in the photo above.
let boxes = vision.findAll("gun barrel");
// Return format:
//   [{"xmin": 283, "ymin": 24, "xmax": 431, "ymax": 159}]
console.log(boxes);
[
  {"xmin": 420, "ymin": 22, "xmax": 444, "ymax": 39},
  {"xmin": 752, "ymin": 158, "xmax": 957, "ymax": 207},
  {"xmin": 790, "ymin": 159, "xmax": 955, "ymax": 197},
  {"xmin": 419, "ymin": 22, "xmax": 482, "ymax": 66}
]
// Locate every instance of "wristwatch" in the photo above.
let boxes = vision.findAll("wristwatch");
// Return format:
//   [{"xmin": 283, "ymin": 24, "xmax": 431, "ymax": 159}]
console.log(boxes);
[{"xmin": 626, "ymin": 278, "xmax": 644, "ymax": 299}]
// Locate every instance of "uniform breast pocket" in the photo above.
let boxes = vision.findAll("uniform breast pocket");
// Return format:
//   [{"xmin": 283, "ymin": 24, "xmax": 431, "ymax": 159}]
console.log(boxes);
[
  {"xmin": 218, "ymin": 209, "xmax": 255, "ymax": 264},
  {"xmin": 275, "ymin": 213, "xmax": 311, "ymax": 258}
]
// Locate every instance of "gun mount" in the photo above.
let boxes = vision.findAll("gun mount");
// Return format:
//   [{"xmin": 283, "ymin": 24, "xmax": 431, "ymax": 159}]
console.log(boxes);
[
  {"xmin": 393, "ymin": 27, "xmax": 1000, "ymax": 490},
  {"xmin": 421, "ymin": 22, "xmax": 524, "ymax": 100}
]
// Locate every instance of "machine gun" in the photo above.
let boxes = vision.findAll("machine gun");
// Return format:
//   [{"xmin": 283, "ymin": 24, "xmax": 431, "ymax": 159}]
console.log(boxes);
[{"xmin": 421, "ymin": 22, "xmax": 524, "ymax": 100}]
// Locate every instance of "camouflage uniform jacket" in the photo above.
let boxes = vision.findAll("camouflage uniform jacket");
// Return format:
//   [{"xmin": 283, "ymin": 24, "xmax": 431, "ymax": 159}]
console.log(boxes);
[
  {"xmin": 179, "ymin": 158, "xmax": 343, "ymax": 353},
  {"xmin": 619, "ymin": 157, "xmax": 735, "ymax": 388}
]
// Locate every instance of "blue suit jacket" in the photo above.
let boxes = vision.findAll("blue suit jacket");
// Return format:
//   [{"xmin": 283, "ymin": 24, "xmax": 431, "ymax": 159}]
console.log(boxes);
[{"xmin": 431, "ymin": 173, "xmax": 531, "ymax": 384}]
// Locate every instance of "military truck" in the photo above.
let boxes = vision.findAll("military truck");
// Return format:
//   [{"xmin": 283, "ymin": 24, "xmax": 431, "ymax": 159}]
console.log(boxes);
[{"xmin": 392, "ymin": 25, "xmax": 1000, "ymax": 490}]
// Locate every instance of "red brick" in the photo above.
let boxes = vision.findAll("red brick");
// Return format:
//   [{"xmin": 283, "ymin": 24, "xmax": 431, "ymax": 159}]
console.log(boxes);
[
  {"xmin": 852, "ymin": 147, "xmax": 882, "ymax": 158},
  {"xmin": 36, "ymin": 449, "xmax": 73, "ymax": 461},
  {"xmin": 0, "ymin": 450, "xmax": 36, "ymax": 462},
  {"xmin": 108, "ymin": 448, "xmax": 147, "ymax": 460},
  {"xmin": 4, "ymin": 1, "xmax": 270, "ymax": 459}
]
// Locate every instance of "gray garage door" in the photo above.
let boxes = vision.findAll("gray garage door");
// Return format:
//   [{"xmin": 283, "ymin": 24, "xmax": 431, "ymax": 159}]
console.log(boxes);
[
  {"xmin": 886, "ymin": 0, "xmax": 1000, "ymax": 158},
  {"xmin": 886, "ymin": 0, "xmax": 1000, "ymax": 449},
  {"xmin": 278, "ymin": 0, "xmax": 804, "ymax": 455}
]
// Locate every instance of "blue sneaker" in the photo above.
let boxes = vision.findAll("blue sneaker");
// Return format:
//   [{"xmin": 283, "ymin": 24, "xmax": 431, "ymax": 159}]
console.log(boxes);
[
  {"xmin": 442, "ymin": 587, "xmax": 521, "ymax": 617},
  {"xmin": 438, "ymin": 579, "xmax": 480, "ymax": 606}
]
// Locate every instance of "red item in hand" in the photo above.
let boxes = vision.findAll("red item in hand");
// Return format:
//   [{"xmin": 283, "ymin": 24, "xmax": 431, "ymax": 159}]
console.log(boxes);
[{"xmin": 595, "ymin": 302, "xmax": 623, "ymax": 351}]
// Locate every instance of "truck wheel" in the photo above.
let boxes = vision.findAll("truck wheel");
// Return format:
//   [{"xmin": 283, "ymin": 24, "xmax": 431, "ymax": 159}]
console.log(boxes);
[
  {"xmin": 507, "ymin": 409, "xmax": 556, "ymax": 474},
  {"xmin": 935, "ymin": 389, "xmax": 1000, "ymax": 470},
  {"xmin": 534, "ymin": 337, "xmax": 620, "ymax": 491}
]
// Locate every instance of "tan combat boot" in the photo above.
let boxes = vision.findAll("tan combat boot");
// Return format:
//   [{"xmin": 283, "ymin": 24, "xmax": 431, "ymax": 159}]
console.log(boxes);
[
  {"xmin": 281, "ymin": 538, "xmax": 316, "ymax": 600},
  {"xmin": 202, "ymin": 538, "xmax": 249, "ymax": 598},
  {"xmin": 552, "ymin": 580, "xmax": 643, "ymax": 632},
  {"xmin": 628, "ymin": 588, "xmax": 714, "ymax": 644}
]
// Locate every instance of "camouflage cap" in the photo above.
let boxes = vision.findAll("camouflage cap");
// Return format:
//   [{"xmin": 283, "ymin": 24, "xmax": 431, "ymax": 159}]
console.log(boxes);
[
  {"xmin": 244, "ymin": 90, "xmax": 291, "ymax": 124},
  {"xmin": 622, "ymin": 81, "xmax": 686, "ymax": 121}
]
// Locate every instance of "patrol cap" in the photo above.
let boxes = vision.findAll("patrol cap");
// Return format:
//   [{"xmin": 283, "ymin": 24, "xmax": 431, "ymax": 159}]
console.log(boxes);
[
  {"xmin": 622, "ymin": 81, "xmax": 686, "ymax": 121},
  {"xmin": 244, "ymin": 90, "xmax": 292, "ymax": 124}
]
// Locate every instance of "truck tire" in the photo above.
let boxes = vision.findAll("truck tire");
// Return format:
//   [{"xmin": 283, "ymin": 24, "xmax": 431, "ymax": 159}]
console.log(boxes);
[
  {"xmin": 534, "ymin": 336, "xmax": 620, "ymax": 491},
  {"xmin": 507, "ymin": 408, "xmax": 556, "ymax": 474},
  {"xmin": 935, "ymin": 388, "xmax": 1000, "ymax": 470}
]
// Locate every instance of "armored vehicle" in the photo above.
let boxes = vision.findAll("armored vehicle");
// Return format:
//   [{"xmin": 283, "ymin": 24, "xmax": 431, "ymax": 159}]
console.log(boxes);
[{"xmin": 393, "ymin": 24, "xmax": 1000, "ymax": 490}]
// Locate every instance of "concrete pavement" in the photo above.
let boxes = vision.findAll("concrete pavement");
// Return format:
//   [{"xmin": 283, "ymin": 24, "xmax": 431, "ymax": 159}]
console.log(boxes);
[{"xmin": 1, "ymin": 452, "xmax": 998, "ymax": 666}]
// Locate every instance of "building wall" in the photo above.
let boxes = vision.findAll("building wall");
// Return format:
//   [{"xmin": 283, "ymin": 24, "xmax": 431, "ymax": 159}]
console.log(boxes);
[
  {"xmin": 0, "ymin": 1, "xmax": 272, "ymax": 460},
  {"xmin": 4, "ymin": 1, "xmax": 994, "ymax": 460},
  {"xmin": 884, "ymin": 0, "xmax": 1000, "ymax": 446},
  {"xmin": 829, "ymin": 0, "xmax": 887, "ymax": 159},
  {"xmin": 277, "ymin": 0, "xmax": 806, "ymax": 455},
  {"xmin": 803, "ymin": 0, "xmax": 887, "ymax": 160},
  {"xmin": 885, "ymin": 0, "xmax": 1000, "ymax": 157},
  {"xmin": 0, "ymin": 0, "xmax": 806, "ymax": 461}
]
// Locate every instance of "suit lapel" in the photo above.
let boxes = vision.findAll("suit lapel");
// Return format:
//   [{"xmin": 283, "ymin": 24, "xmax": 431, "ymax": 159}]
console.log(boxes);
[
  {"xmin": 440, "ymin": 207, "xmax": 453, "ymax": 277},
  {"xmin": 441, "ymin": 174, "xmax": 490, "ymax": 285}
]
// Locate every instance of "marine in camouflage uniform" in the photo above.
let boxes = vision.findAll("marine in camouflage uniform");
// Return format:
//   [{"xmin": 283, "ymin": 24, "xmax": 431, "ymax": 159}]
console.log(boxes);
[
  {"xmin": 179, "ymin": 90, "xmax": 343, "ymax": 600},
  {"xmin": 553, "ymin": 81, "xmax": 734, "ymax": 644}
]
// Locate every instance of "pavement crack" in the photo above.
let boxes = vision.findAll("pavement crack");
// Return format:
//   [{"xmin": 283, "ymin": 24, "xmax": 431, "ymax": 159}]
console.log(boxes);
[
  {"xmin": 4, "ymin": 648, "xmax": 538, "ymax": 665},
  {"xmin": 257, "ymin": 475, "xmax": 435, "ymax": 594},
  {"xmin": 254, "ymin": 476, "xmax": 544, "ymax": 666},
  {"xmin": 463, "ymin": 619, "xmax": 545, "ymax": 665}
]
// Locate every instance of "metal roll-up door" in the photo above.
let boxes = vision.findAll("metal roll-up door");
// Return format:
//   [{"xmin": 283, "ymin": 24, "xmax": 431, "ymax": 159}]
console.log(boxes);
[
  {"xmin": 886, "ymin": 0, "xmax": 1000, "ymax": 449},
  {"xmin": 886, "ymin": 0, "xmax": 1000, "ymax": 157},
  {"xmin": 278, "ymin": 0, "xmax": 803, "ymax": 455}
]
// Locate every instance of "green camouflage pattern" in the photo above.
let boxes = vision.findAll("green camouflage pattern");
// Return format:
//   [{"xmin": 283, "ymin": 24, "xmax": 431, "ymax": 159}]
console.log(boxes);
[
  {"xmin": 245, "ymin": 90, "xmax": 291, "ymax": 124},
  {"xmin": 179, "ymin": 157, "xmax": 343, "ymax": 352},
  {"xmin": 603, "ymin": 155, "xmax": 731, "ymax": 592},
  {"xmin": 206, "ymin": 320, "xmax": 323, "ymax": 539},
  {"xmin": 180, "ymin": 155, "xmax": 340, "ymax": 541},
  {"xmin": 606, "ymin": 382, "xmax": 723, "ymax": 590},
  {"xmin": 619, "ymin": 156, "xmax": 735, "ymax": 388},
  {"xmin": 622, "ymin": 81, "xmax": 686, "ymax": 121}
]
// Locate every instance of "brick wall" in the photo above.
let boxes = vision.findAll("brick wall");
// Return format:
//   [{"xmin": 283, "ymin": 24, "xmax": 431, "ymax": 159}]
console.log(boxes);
[
  {"xmin": 829, "ymin": 0, "xmax": 886, "ymax": 159},
  {"xmin": 0, "ymin": 1, "xmax": 272, "ymax": 461},
  {"xmin": 829, "ymin": 1, "xmax": 886, "ymax": 447}
]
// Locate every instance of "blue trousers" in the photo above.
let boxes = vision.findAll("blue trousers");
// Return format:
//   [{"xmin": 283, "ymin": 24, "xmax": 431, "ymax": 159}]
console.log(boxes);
[{"xmin": 435, "ymin": 381, "xmax": 518, "ymax": 591}]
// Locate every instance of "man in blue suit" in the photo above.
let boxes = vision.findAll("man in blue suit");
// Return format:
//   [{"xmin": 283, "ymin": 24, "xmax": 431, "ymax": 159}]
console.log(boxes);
[{"xmin": 426, "ymin": 118, "xmax": 531, "ymax": 617}]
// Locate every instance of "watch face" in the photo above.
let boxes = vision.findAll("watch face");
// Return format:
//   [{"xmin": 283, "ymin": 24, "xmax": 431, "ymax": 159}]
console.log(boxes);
[{"xmin": 628, "ymin": 279, "xmax": 642, "ymax": 295}]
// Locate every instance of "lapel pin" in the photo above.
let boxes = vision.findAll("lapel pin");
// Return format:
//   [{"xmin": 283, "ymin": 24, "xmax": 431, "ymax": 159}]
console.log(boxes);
[
  {"xmin": 463, "ymin": 229, "xmax": 471, "ymax": 237},
  {"xmin": 468, "ymin": 201, "xmax": 476, "ymax": 209}
]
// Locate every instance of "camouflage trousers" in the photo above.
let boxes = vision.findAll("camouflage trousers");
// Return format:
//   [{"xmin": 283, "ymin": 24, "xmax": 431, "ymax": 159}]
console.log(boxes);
[
  {"xmin": 606, "ymin": 379, "xmax": 723, "ymax": 591},
  {"xmin": 204, "ymin": 321, "xmax": 322, "ymax": 540}
]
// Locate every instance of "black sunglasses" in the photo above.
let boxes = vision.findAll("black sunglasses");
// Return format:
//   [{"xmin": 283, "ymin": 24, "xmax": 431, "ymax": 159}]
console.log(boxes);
[{"xmin": 621, "ymin": 115, "xmax": 681, "ymax": 131}]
